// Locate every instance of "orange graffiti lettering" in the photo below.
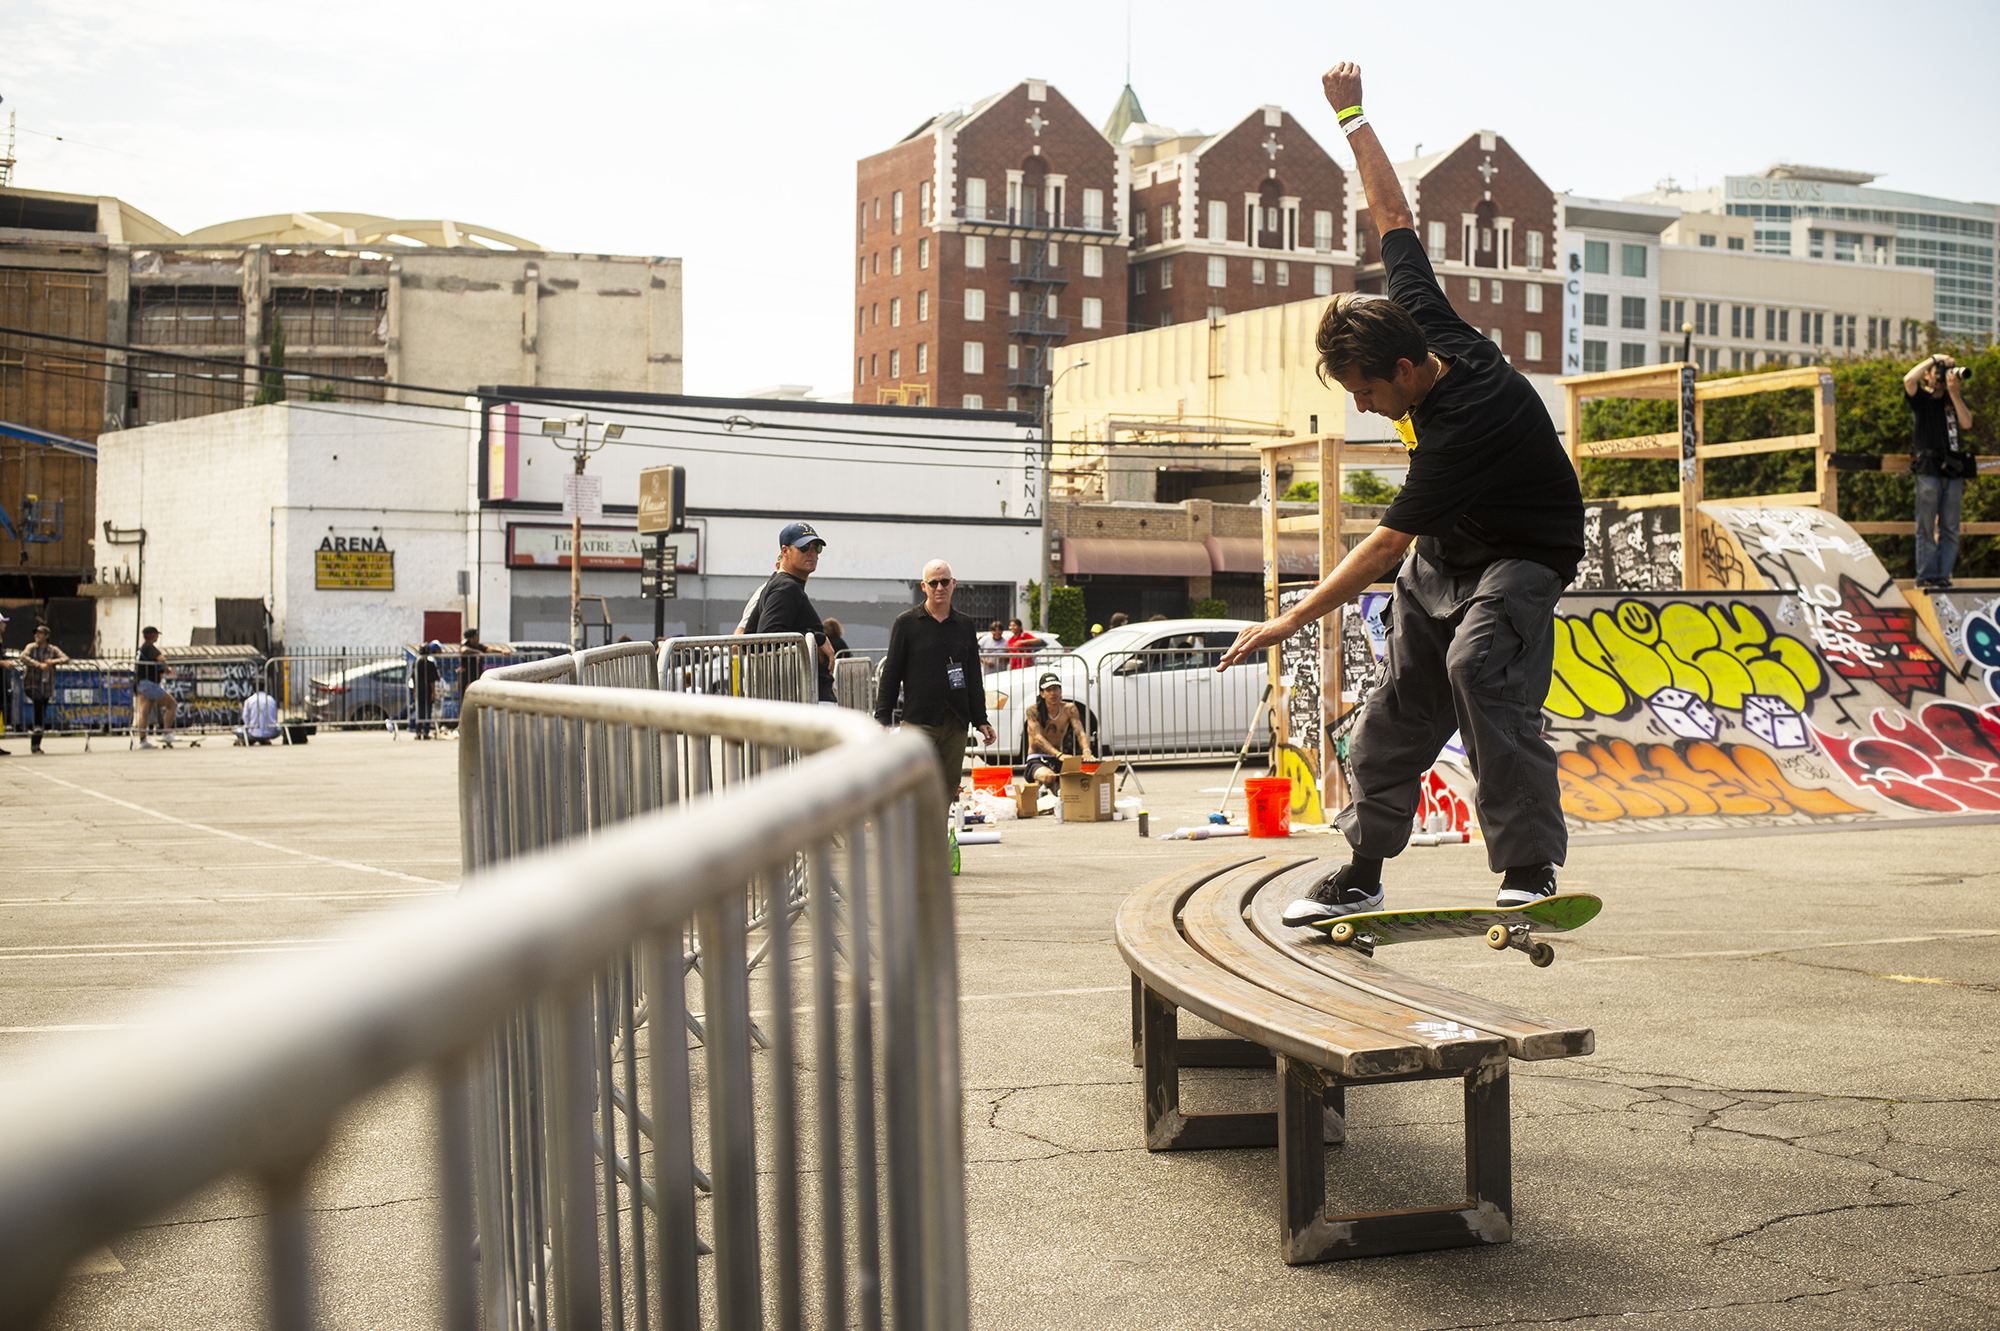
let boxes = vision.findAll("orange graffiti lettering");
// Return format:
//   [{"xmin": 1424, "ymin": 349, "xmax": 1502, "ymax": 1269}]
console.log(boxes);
[{"xmin": 1558, "ymin": 739, "xmax": 1866, "ymax": 823}]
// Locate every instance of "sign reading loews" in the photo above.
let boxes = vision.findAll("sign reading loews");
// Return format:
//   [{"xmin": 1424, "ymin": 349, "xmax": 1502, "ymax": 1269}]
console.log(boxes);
[
  {"xmin": 315, "ymin": 534, "xmax": 395, "ymax": 590},
  {"xmin": 507, "ymin": 523, "xmax": 701, "ymax": 572}
]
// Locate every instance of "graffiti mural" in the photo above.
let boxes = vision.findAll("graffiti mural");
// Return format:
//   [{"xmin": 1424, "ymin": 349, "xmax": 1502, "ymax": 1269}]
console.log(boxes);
[
  {"xmin": 1557, "ymin": 738, "xmax": 1865, "ymax": 823},
  {"xmin": 1573, "ymin": 504, "xmax": 1681, "ymax": 592}
]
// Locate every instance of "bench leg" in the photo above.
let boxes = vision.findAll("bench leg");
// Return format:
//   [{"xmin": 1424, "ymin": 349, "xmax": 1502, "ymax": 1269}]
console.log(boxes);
[
  {"xmin": 1133, "ymin": 974, "xmax": 1271, "ymax": 1069},
  {"xmin": 1277, "ymin": 1057, "xmax": 1512, "ymax": 1264},
  {"xmin": 1140, "ymin": 986, "xmax": 1337, "ymax": 1151}
]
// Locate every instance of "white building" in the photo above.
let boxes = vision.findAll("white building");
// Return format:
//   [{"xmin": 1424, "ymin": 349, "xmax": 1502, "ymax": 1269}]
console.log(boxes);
[
  {"xmin": 92, "ymin": 395, "xmax": 1045, "ymax": 653},
  {"xmin": 1554, "ymin": 195, "xmax": 1678, "ymax": 376}
]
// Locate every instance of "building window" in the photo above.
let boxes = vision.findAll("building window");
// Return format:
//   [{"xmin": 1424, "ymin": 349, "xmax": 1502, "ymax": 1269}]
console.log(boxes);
[
  {"xmin": 1489, "ymin": 328, "xmax": 1503, "ymax": 350},
  {"xmin": 1314, "ymin": 211, "xmax": 1334, "ymax": 251},
  {"xmin": 1490, "ymin": 280, "xmax": 1503, "ymax": 305},
  {"xmin": 857, "ymin": 256, "xmax": 865, "ymax": 285},
  {"xmin": 1207, "ymin": 255, "xmax": 1227, "ymax": 287},
  {"xmin": 889, "ymin": 349, "xmax": 900, "ymax": 377},
  {"xmin": 890, "ymin": 297, "xmax": 901, "ymax": 327},
  {"xmin": 1134, "ymin": 266, "xmax": 1147, "ymax": 295},
  {"xmin": 856, "ymin": 307, "xmax": 863, "ymax": 335},
  {"xmin": 918, "ymin": 238, "xmax": 929, "ymax": 269},
  {"xmin": 1008, "ymin": 291, "xmax": 1020, "ymax": 317},
  {"xmin": 891, "ymin": 191, "xmax": 903, "ymax": 234},
  {"xmin": 1083, "ymin": 245, "xmax": 1103, "ymax": 278},
  {"xmin": 1525, "ymin": 283, "xmax": 1543, "ymax": 314},
  {"xmin": 1275, "ymin": 261, "xmax": 1289, "ymax": 287},
  {"xmin": 1252, "ymin": 260, "xmax": 1266, "ymax": 285},
  {"xmin": 1733, "ymin": 305, "xmax": 1749, "ymax": 338},
  {"xmin": 1207, "ymin": 305, "xmax": 1227, "ymax": 322},
  {"xmin": 1007, "ymin": 343, "xmax": 1019, "ymax": 370},
  {"xmin": 1161, "ymin": 259, "xmax": 1173, "ymax": 289},
  {"xmin": 1161, "ymin": 203, "xmax": 1176, "ymax": 240},
  {"xmin": 1584, "ymin": 240, "xmax": 1609, "ymax": 274},
  {"xmin": 917, "ymin": 342, "xmax": 927, "ymax": 373},
  {"xmin": 1426, "ymin": 221, "xmax": 1447, "ymax": 260},
  {"xmin": 1159, "ymin": 312, "xmax": 1173, "ymax": 329},
  {"xmin": 1208, "ymin": 199, "xmax": 1229, "ymax": 241},
  {"xmin": 1082, "ymin": 188, "xmax": 1105, "ymax": 231},
  {"xmin": 1699, "ymin": 233, "xmax": 1716, "ymax": 247},
  {"xmin": 1082, "ymin": 296, "xmax": 1103, "ymax": 329},
  {"xmin": 965, "ymin": 236, "xmax": 986, "ymax": 269},
  {"xmin": 965, "ymin": 178, "xmax": 986, "ymax": 216},
  {"xmin": 917, "ymin": 290, "xmax": 929, "ymax": 321},
  {"xmin": 1583, "ymin": 340, "xmax": 1607, "ymax": 373},
  {"xmin": 962, "ymin": 394, "xmax": 983, "ymax": 409},
  {"xmin": 1010, "ymin": 238, "xmax": 1022, "ymax": 264},
  {"xmin": 871, "ymin": 253, "xmax": 879, "ymax": 276},
  {"xmin": 1524, "ymin": 330, "xmax": 1543, "ymax": 361},
  {"xmin": 871, "ymin": 302, "xmax": 878, "ymax": 326},
  {"xmin": 1526, "ymin": 230, "xmax": 1544, "ymax": 269},
  {"xmin": 1584, "ymin": 293, "xmax": 1609, "ymax": 326},
  {"xmin": 1007, "ymin": 397, "xmax": 1018, "ymax": 412},
  {"xmin": 1809, "ymin": 311, "xmax": 1824, "ymax": 346},
  {"xmin": 891, "ymin": 247, "xmax": 902, "ymax": 276},
  {"xmin": 963, "ymin": 342, "xmax": 984, "ymax": 374},
  {"xmin": 1047, "ymin": 293, "xmax": 1059, "ymax": 319},
  {"xmin": 919, "ymin": 182, "xmax": 932, "ymax": 226},
  {"xmin": 869, "ymin": 353, "xmax": 877, "ymax": 378},
  {"xmin": 1313, "ymin": 264, "xmax": 1332, "ymax": 296},
  {"xmin": 1467, "ymin": 277, "xmax": 1482, "ymax": 303},
  {"xmin": 1135, "ymin": 211, "xmax": 1148, "ymax": 244},
  {"xmin": 1621, "ymin": 244, "xmax": 1647, "ymax": 278},
  {"xmin": 1620, "ymin": 343, "xmax": 1646, "ymax": 369},
  {"xmin": 964, "ymin": 289, "xmax": 984, "ymax": 321},
  {"xmin": 856, "ymin": 357, "xmax": 863, "ymax": 382},
  {"xmin": 1727, "ymin": 236, "xmax": 1745, "ymax": 251}
]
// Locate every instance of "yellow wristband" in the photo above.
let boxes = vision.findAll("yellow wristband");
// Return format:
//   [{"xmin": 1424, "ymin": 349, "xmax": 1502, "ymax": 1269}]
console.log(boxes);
[{"xmin": 1336, "ymin": 105, "xmax": 1363, "ymax": 122}]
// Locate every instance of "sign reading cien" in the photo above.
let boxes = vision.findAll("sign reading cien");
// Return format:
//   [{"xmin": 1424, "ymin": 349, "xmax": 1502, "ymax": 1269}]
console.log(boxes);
[{"xmin": 506, "ymin": 523, "xmax": 700, "ymax": 571}]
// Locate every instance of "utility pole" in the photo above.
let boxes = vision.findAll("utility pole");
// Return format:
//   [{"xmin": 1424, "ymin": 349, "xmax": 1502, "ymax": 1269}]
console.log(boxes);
[{"xmin": 542, "ymin": 413, "xmax": 622, "ymax": 652}]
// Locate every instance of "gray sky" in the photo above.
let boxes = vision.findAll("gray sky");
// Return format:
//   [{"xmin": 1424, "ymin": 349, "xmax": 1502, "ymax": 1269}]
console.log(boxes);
[{"xmin": 7, "ymin": 1, "xmax": 1996, "ymax": 401}]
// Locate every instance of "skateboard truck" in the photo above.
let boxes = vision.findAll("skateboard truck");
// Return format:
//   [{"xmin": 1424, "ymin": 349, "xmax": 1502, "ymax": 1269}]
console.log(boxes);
[
  {"xmin": 1325, "ymin": 921, "xmax": 1377, "ymax": 957},
  {"xmin": 1485, "ymin": 923, "xmax": 1555, "ymax": 968}
]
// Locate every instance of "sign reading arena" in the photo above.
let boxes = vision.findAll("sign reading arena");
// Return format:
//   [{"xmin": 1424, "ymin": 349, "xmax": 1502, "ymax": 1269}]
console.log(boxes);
[
  {"xmin": 315, "ymin": 534, "xmax": 395, "ymax": 590},
  {"xmin": 507, "ymin": 523, "xmax": 700, "ymax": 571}
]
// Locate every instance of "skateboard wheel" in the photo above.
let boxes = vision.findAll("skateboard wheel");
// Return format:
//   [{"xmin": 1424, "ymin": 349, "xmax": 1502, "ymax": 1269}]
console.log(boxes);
[
  {"xmin": 1485, "ymin": 924, "xmax": 1510, "ymax": 950},
  {"xmin": 1529, "ymin": 942, "xmax": 1555, "ymax": 968},
  {"xmin": 1330, "ymin": 921, "xmax": 1355, "ymax": 944}
]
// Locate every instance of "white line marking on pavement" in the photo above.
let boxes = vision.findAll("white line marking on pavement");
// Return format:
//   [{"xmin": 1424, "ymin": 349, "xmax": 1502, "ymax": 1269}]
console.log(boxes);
[
  {"xmin": 960, "ymin": 985, "xmax": 1126, "ymax": 1002},
  {"xmin": 0, "ymin": 938, "xmax": 331, "ymax": 954},
  {"xmin": 1574, "ymin": 929, "xmax": 2000, "ymax": 963},
  {"xmin": 24, "ymin": 772, "xmax": 443, "ymax": 885},
  {"xmin": 0, "ymin": 890, "xmax": 448, "ymax": 906},
  {"xmin": 0, "ymin": 1025, "xmax": 131, "ymax": 1033},
  {"xmin": 3, "ymin": 947, "xmax": 327, "ymax": 962}
]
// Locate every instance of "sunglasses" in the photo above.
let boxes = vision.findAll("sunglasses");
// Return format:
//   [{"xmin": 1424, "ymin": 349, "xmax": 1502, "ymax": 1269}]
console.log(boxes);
[
  {"xmin": 798, "ymin": 541, "xmax": 825, "ymax": 554},
  {"xmin": 924, "ymin": 577, "xmax": 955, "ymax": 588}
]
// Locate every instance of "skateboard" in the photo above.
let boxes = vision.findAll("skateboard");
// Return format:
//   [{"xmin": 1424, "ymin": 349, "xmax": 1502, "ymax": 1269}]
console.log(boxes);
[{"xmin": 1307, "ymin": 893, "xmax": 1602, "ymax": 968}]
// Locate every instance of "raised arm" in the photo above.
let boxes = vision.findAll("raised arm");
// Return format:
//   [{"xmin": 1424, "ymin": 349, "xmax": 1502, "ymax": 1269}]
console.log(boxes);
[{"xmin": 1322, "ymin": 63, "xmax": 1413, "ymax": 235}]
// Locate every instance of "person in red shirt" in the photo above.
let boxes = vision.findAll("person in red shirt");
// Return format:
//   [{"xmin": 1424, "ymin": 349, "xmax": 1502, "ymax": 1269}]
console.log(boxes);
[{"xmin": 1003, "ymin": 617, "xmax": 1042, "ymax": 669}]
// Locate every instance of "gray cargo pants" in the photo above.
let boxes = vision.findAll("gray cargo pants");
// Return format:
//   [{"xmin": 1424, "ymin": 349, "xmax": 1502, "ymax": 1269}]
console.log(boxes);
[{"xmin": 1334, "ymin": 554, "xmax": 1568, "ymax": 872}]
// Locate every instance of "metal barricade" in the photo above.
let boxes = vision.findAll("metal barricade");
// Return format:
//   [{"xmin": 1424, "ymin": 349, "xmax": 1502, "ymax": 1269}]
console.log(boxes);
[
  {"xmin": 1084, "ymin": 643, "xmax": 1272, "ymax": 764},
  {"xmin": 576, "ymin": 639, "xmax": 660, "ymax": 691},
  {"xmin": 834, "ymin": 655, "xmax": 875, "ymax": 713},
  {"xmin": 660, "ymin": 632, "xmax": 817, "ymax": 704},
  {"xmin": 0, "ymin": 659, "xmax": 966, "ymax": 1331}
]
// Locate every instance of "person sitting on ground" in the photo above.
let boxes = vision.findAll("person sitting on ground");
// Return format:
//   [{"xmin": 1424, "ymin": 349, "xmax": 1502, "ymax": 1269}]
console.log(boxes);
[
  {"xmin": 1022, "ymin": 673, "xmax": 1094, "ymax": 792},
  {"xmin": 1004, "ymin": 617, "xmax": 1042, "ymax": 669},
  {"xmin": 237, "ymin": 684, "xmax": 282, "ymax": 746}
]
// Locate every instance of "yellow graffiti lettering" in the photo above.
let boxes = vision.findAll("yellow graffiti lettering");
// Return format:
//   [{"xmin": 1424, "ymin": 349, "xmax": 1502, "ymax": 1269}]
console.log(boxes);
[
  {"xmin": 1557, "ymin": 739, "xmax": 1865, "ymax": 823},
  {"xmin": 1548, "ymin": 598, "xmax": 1825, "ymax": 721}
]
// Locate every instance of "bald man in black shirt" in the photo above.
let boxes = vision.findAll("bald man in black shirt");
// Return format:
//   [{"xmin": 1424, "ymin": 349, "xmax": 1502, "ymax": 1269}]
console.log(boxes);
[{"xmin": 1220, "ymin": 61, "xmax": 1584, "ymax": 924}]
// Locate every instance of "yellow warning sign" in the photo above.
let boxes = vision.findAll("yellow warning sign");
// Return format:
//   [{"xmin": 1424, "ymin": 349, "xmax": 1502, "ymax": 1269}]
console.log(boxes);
[{"xmin": 315, "ymin": 550, "xmax": 395, "ymax": 590}]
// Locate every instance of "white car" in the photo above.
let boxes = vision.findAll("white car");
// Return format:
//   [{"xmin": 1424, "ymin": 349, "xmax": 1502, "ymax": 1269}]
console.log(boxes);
[{"xmin": 974, "ymin": 618, "xmax": 1269, "ymax": 761}]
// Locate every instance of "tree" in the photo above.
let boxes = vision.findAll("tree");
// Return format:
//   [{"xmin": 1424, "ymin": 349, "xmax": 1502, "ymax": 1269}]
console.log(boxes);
[
  {"xmin": 252, "ymin": 320, "xmax": 288, "ymax": 406},
  {"xmin": 1344, "ymin": 470, "xmax": 1401, "ymax": 505},
  {"xmin": 1048, "ymin": 585, "xmax": 1088, "ymax": 647}
]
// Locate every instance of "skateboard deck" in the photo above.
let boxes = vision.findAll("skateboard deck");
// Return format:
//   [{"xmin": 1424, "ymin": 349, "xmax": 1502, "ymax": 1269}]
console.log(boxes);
[{"xmin": 1306, "ymin": 893, "xmax": 1602, "ymax": 967}]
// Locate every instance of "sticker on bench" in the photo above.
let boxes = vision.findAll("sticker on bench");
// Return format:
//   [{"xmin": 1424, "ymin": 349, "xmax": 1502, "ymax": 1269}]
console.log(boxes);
[{"xmin": 1408, "ymin": 1020, "xmax": 1485, "ymax": 1040}]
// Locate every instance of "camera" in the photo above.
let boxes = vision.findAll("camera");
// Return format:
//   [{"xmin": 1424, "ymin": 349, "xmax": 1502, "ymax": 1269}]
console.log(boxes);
[{"xmin": 1933, "ymin": 355, "xmax": 1972, "ymax": 384}]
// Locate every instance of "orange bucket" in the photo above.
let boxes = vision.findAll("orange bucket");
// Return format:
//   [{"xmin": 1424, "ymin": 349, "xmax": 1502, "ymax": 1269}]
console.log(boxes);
[
  {"xmin": 1245, "ymin": 777, "xmax": 1292, "ymax": 838},
  {"xmin": 972, "ymin": 766, "xmax": 1013, "ymax": 795}
]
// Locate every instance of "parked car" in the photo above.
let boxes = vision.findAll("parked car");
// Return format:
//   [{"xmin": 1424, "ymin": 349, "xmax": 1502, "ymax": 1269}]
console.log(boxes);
[
  {"xmin": 306, "ymin": 658, "xmax": 410, "ymax": 725},
  {"xmin": 970, "ymin": 618, "xmax": 1268, "ymax": 761}
]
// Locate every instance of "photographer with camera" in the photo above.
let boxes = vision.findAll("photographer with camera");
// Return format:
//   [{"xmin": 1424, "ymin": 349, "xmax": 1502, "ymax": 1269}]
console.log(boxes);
[{"xmin": 1902, "ymin": 354, "xmax": 1976, "ymax": 590}]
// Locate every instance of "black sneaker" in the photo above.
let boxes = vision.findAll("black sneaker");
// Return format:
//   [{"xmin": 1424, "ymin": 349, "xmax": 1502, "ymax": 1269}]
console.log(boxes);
[
  {"xmin": 1283, "ymin": 864, "xmax": 1385, "ymax": 925},
  {"xmin": 1496, "ymin": 864, "xmax": 1558, "ymax": 908}
]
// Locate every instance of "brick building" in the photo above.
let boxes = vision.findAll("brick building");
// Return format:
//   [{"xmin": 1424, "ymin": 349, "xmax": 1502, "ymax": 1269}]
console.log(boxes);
[
  {"xmin": 1124, "ymin": 106, "xmax": 1353, "ymax": 330},
  {"xmin": 853, "ymin": 79, "xmax": 1128, "ymax": 417},
  {"xmin": 1352, "ymin": 130, "xmax": 1564, "ymax": 374}
]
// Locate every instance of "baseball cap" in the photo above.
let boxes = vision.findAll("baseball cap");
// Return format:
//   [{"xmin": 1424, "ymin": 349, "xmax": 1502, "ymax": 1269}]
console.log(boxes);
[
  {"xmin": 1038, "ymin": 672, "xmax": 1063, "ymax": 690},
  {"xmin": 779, "ymin": 521, "xmax": 825, "ymax": 550}
]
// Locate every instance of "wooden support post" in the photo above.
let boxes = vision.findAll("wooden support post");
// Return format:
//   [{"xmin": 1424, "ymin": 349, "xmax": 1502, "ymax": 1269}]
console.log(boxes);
[
  {"xmin": 1814, "ymin": 368, "xmax": 1838, "ymax": 516},
  {"xmin": 1320, "ymin": 435, "xmax": 1344, "ymax": 816},
  {"xmin": 1677, "ymin": 362, "xmax": 1698, "ymax": 592},
  {"xmin": 1463, "ymin": 1062, "xmax": 1513, "ymax": 1226},
  {"xmin": 1564, "ymin": 381, "xmax": 1583, "ymax": 478},
  {"xmin": 1691, "ymin": 398, "xmax": 1707, "ymax": 589}
]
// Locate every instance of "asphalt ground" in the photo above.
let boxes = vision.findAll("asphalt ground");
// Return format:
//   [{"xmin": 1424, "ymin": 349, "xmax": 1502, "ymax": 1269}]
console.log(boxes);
[{"xmin": 3, "ymin": 730, "xmax": 1998, "ymax": 1328}]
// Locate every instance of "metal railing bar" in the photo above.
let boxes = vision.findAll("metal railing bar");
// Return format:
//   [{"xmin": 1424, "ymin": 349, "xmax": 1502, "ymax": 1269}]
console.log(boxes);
[
  {"xmin": 810, "ymin": 843, "xmax": 849, "ymax": 1331},
  {"xmin": 0, "ymin": 719, "xmax": 938, "ymax": 1324},
  {"xmin": 555, "ymin": 990, "xmax": 605, "ymax": 1330},
  {"xmin": 645, "ymin": 930, "xmax": 703, "ymax": 1330},
  {"xmin": 437, "ymin": 1057, "xmax": 479, "ymax": 1331},
  {"xmin": 699, "ymin": 889, "xmax": 763, "ymax": 1329},
  {"xmin": 880, "ymin": 795, "xmax": 926, "ymax": 1331},
  {"xmin": 912, "ymin": 799, "xmax": 970, "ymax": 1331},
  {"xmin": 846, "ymin": 815, "xmax": 885, "ymax": 1331},
  {"xmin": 617, "ymin": 955, "xmax": 651, "ymax": 1331},
  {"xmin": 605, "ymin": 1078, "xmax": 713, "ymax": 1194},
  {"xmin": 766, "ymin": 864, "xmax": 805, "ymax": 1331},
  {"xmin": 595, "ymin": 977, "xmax": 628, "ymax": 1331},
  {"xmin": 261, "ymin": 1161, "xmax": 312, "ymax": 1331}
]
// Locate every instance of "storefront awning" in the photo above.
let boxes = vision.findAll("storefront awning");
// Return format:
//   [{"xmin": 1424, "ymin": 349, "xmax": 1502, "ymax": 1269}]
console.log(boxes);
[
  {"xmin": 1061, "ymin": 537, "xmax": 1212, "ymax": 578},
  {"xmin": 1204, "ymin": 535, "xmax": 1320, "ymax": 578}
]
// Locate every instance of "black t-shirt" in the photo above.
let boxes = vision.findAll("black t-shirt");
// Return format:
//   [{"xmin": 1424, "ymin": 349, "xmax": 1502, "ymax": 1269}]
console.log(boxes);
[
  {"xmin": 1908, "ymin": 386, "xmax": 1969, "ymax": 478},
  {"xmin": 135, "ymin": 643, "xmax": 165, "ymax": 684},
  {"xmin": 874, "ymin": 606, "xmax": 988, "ymax": 728},
  {"xmin": 745, "ymin": 570, "xmax": 835, "ymax": 702},
  {"xmin": 1376, "ymin": 228, "xmax": 1585, "ymax": 582}
]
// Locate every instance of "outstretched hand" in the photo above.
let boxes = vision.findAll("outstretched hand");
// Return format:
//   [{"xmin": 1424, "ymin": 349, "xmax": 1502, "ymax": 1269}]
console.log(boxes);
[
  {"xmin": 1321, "ymin": 62, "xmax": 1363, "ymax": 114},
  {"xmin": 1216, "ymin": 615, "xmax": 1296, "ymax": 671}
]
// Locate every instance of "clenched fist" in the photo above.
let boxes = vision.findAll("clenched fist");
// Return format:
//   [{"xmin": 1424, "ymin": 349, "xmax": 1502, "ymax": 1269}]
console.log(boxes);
[{"xmin": 1322, "ymin": 62, "xmax": 1363, "ymax": 113}]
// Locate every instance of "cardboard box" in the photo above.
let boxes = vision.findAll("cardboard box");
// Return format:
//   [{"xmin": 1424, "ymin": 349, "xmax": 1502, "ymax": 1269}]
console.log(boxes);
[
  {"xmin": 1058, "ymin": 757, "xmax": 1115, "ymax": 822},
  {"xmin": 1016, "ymin": 781, "xmax": 1040, "ymax": 818}
]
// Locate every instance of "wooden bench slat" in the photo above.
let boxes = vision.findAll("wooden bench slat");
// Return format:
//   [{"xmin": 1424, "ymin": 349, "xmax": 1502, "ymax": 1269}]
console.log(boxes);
[
  {"xmin": 1180, "ymin": 864, "xmax": 1507, "ymax": 1074},
  {"xmin": 1115, "ymin": 856, "xmax": 1440, "ymax": 1079},
  {"xmin": 1244, "ymin": 863, "xmax": 1595, "ymax": 1061}
]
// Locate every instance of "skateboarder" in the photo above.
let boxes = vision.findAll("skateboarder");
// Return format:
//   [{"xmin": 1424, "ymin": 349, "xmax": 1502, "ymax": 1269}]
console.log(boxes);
[{"xmin": 1218, "ymin": 60, "xmax": 1584, "ymax": 924}]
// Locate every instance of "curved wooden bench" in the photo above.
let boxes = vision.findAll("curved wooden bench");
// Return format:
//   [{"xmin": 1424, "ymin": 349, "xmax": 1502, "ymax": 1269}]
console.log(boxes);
[{"xmin": 1115, "ymin": 854, "xmax": 1595, "ymax": 1264}]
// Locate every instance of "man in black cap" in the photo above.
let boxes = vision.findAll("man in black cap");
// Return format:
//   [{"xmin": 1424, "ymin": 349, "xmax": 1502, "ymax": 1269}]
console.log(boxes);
[
  {"xmin": 875, "ymin": 559, "xmax": 994, "ymax": 800},
  {"xmin": 745, "ymin": 521, "xmax": 836, "ymax": 702},
  {"xmin": 1022, "ymin": 672, "xmax": 1093, "ymax": 793}
]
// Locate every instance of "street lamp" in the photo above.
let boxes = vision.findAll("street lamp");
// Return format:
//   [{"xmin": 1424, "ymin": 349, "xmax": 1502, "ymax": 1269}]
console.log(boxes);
[
  {"xmin": 1039, "ymin": 358, "xmax": 1090, "ymax": 631},
  {"xmin": 542, "ymin": 413, "xmax": 625, "ymax": 651}
]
